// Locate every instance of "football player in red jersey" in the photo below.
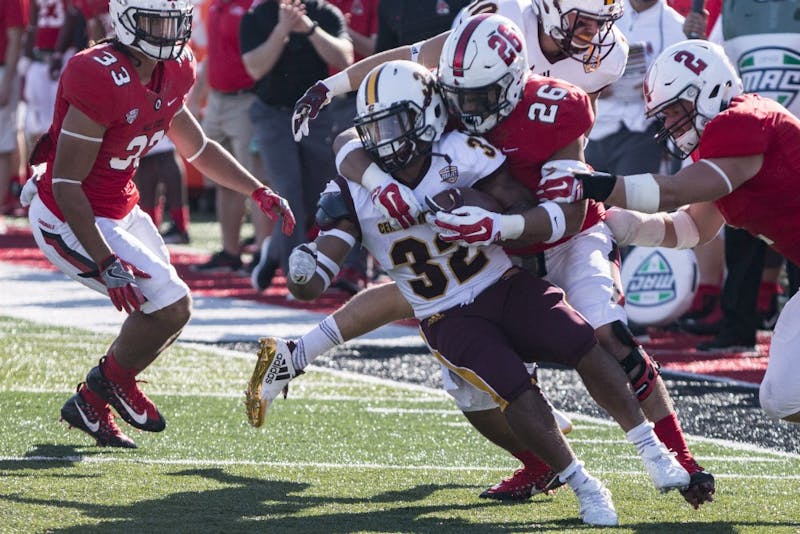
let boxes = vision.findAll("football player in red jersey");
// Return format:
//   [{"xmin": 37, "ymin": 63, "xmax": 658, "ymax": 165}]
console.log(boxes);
[
  {"xmin": 537, "ymin": 39, "xmax": 800, "ymax": 427},
  {"xmin": 22, "ymin": 0, "xmax": 295, "ymax": 449},
  {"xmin": 251, "ymin": 14, "xmax": 718, "ymax": 507}
]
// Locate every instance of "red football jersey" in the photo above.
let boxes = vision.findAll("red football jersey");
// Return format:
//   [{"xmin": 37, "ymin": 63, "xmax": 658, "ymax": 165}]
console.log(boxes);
[
  {"xmin": 483, "ymin": 74, "xmax": 602, "ymax": 254},
  {"xmin": 698, "ymin": 93, "xmax": 800, "ymax": 265},
  {"xmin": 37, "ymin": 42, "xmax": 196, "ymax": 220}
]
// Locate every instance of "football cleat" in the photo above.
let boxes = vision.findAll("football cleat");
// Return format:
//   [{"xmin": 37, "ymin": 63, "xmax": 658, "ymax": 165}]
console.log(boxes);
[
  {"xmin": 480, "ymin": 464, "xmax": 564, "ymax": 501},
  {"xmin": 60, "ymin": 384, "xmax": 137, "ymax": 448},
  {"xmin": 640, "ymin": 443, "xmax": 691, "ymax": 493},
  {"xmin": 679, "ymin": 469, "xmax": 716, "ymax": 509},
  {"xmin": 86, "ymin": 359, "xmax": 166, "ymax": 432},
  {"xmin": 572, "ymin": 474, "xmax": 619, "ymax": 527},
  {"xmin": 246, "ymin": 337, "xmax": 300, "ymax": 427}
]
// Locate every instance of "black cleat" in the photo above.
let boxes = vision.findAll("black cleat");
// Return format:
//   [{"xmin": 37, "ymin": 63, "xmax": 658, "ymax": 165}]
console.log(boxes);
[
  {"xmin": 60, "ymin": 384, "xmax": 137, "ymax": 448},
  {"xmin": 86, "ymin": 360, "xmax": 166, "ymax": 432}
]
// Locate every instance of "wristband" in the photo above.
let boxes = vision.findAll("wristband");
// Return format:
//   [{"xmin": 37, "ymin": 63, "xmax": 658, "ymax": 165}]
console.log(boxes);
[
  {"xmin": 315, "ymin": 251, "xmax": 340, "ymax": 290},
  {"xmin": 319, "ymin": 228, "xmax": 357, "ymax": 247},
  {"xmin": 304, "ymin": 21, "xmax": 318, "ymax": 36},
  {"xmin": 323, "ymin": 70, "xmax": 352, "ymax": 97},
  {"xmin": 335, "ymin": 138, "xmax": 363, "ymax": 175},
  {"xmin": 539, "ymin": 201, "xmax": 566, "ymax": 243},
  {"xmin": 501, "ymin": 214, "xmax": 525, "ymax": 241},
  {"xmin": 361, "ymin": 162, "xmax": 388, "ymax": 191},
  {"xmin": 579, "ymin": 172, "xmax": 617, "ymax": 203},
  {"xmin": 623, "ymin": 173, "xmax": 660, "ymax": 213},
  {"xmin": 409, "ymin": 40, "xmax": 425, "ymax": 63}
]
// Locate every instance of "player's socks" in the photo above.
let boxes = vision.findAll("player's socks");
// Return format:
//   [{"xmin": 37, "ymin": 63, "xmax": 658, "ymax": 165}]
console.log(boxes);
[
  {"xmin": 293, "ymin": 316, "xmax": 344, "ymax": 371},
  {"xmin": 625, "ymin": 421, "xmax": 659, "ymax": 454},
  {"xmin": 654, "ymin": 412, "xmax": 702, "ymax": 473},
  {"xmin": 101, "ymin": 353, "xmax": 140, "ymax": 383},
  {"xmin": 558, "ymin": 458, "xmax": 588, "ymax": 486},
  {"xmin": 170, "ymin": 206, "xmax": 190, "ymax": 234}
]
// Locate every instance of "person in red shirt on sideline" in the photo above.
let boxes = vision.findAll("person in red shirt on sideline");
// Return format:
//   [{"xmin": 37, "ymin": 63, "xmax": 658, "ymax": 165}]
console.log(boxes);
[
  {"xmin": 328, "ymin": 0, "xmax": 377, "ymax": 61},
  {"xmin": 22, "ymin": 0, "xmax": 295, "ymax": 449},
  {"xmin": 190, "ymin": 0, "xmax": 272, "ymax": 275},
  {"xmin": 0, "ymin": 0, "xmax": 28, "ymax": 223},
  {"xmin": 536, "ymin": 40, "xmax": 800, "ymax": 425}
]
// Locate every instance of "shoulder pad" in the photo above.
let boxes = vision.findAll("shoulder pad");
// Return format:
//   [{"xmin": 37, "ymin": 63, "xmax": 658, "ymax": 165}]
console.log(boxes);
[{"xmin": 315, "ymin": 190, "xmax": 354, "ymax": 231}]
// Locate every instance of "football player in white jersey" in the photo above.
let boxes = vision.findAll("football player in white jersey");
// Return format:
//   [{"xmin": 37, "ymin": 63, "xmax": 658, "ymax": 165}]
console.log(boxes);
[
  {"xmin": 282, "ymin": 13, "xmax": 715, "ymax": 507},
  {"xmin": 290, "ymin": 0, "xmax": 627, "ymax": 141},
  {"xmin": 247, "ymin": 60, "xmax": 691, "ymax": 526}
]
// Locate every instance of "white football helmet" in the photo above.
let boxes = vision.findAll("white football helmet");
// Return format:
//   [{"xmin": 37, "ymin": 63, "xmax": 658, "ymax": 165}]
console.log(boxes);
[
  {"xmin": 644, "ymin": 40, "xmax": 743, "ymax": 159},
  {"xmin": 355, "ymin": 60, "xmax": 447, "ymax": 173},
  {"xmin": 109, "ymin": 0, "xmax": 193, "ymax": 60},
  {"xmin": 531, "ymin": 0, "xmax": 622, "ymax": 64},
  {"xmin": 438, "ymin": 14, "xmax": 528, "ymax": 134}
]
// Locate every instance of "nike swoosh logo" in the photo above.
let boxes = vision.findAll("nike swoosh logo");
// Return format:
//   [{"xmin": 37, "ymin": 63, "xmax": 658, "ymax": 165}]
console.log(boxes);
[
  {"xmin": 501, "ymin": 147, "xmax": 519, "ymax": 153},
  {"xmin": 167, "ymin": 97, "xmax": 179, "ymax": 107},
  {"xmin": 115, "ymin": 393, "xmax": 149, "ymax": 425},
  {"xmin": 75, "ymin": 401, "xmax": 100, "ymax": 432},
  {"xmin": 547, "ymin": 182, "xmax": 569, "ymax": 191}
]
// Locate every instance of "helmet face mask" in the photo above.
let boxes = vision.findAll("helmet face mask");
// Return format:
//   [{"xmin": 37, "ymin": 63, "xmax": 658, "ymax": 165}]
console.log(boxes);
[
  {"xmin": 355, "ymin": 61, "xmax": 447, "ymax": 174},
  {"xmin": 644, "ymin": 40, "xmax": 743, "ymax": 159},
  {"xmin": 440, "ymin": 73, "xmax": 511, "ymax": 134},
  {"xmin": 110, "ymin": 0, "xmax": 193, "ymax": 60},
  {"xmin": 355, "ymin": 101, "xmax": 432, "ymax": 173},
  {"xmin": 533, "ymin": 0, "xmax": 622, "ymax": 65},
  {"xmin": 439, "ymin": 14, "xmax": 529, "ymax": 134}
]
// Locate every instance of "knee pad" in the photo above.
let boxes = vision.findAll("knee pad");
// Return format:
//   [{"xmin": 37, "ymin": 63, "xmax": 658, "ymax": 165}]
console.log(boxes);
[{"xmin": 612, "ymin": 320, "xmax": 660, "ymax": 402}]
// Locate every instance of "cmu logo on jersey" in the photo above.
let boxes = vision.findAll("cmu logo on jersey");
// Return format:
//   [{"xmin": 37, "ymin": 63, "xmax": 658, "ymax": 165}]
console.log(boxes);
[
  {"xmin": 624, "ymin": 251, "xmax": 677, "ymax": 307},
  {"xmin": 738, "ymin": 47, "xmax": 800, "ymax": 109}
]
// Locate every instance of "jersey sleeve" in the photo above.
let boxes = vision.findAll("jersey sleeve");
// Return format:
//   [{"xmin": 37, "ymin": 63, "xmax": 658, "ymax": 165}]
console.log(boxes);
[
  {"xmin": 174, "ymin": 45, "xmax": 198, "ymax": 105},
  {"xmin": 59, "ymin": 52, "xmax": 122, "ymax": 128},
  {"xmin": 698, "ymin": 104, "xmax": 768, "ymax": 159},
  {"xmin": 444, "ymin": 131, "xmax": 506, "ymax": 187}
]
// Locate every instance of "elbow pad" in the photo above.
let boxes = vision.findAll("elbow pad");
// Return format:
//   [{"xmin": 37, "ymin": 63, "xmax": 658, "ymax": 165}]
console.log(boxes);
[{"xmin": 315, "ymin": 191, "xmax": 355, "ymax": 231}]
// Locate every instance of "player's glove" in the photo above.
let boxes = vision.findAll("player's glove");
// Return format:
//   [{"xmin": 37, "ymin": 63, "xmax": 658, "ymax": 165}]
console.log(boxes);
[
  {"xmin": 95, "ymin": 254, "xmax": 150, "ymax": 313},
  {"xmin": 251, "ymin": 186, "xmax": 296, "ymax": 236},
  {"xmin": 288, "ymin": 243, "xmax": 318, "ymax": 285},
  {"xmin": 363, "ymin": 173, "xmax": 423, "ymax": 229},
  {"xmin": 537, "ymin": 167, "xmax": 618, "ymax": 204},
  {"xmin": 19, "ymin": 176, "xmax": 39, "ymax": 207},
  {"xmin": 292, "ymin": 81, "xmax": 332, "ymax": 142},
  {"xmin": 432, "ymin": 205, "xmax": 524, "ymax": 246}
]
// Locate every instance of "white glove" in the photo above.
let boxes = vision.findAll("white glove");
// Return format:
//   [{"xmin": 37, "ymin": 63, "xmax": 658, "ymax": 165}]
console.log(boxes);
[
  {"xmin": 362, "ymin": 167, "xmax": 424, "ymax": 229},
  {"xmin": 288, "ymin": 243, "xmax": 318, "ymax": 285},
  {"xmin": 19, "ymin": 176, "xmax": 39, "ymax": 207},
  {"xmin": 433, "ymin": 206, "xmax": 524, "ymax": 247}
]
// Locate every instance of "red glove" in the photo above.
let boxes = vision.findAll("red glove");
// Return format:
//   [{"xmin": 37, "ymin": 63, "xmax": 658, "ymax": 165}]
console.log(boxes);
[
  {"xmin": 292, "ymin": 81, "xmax": 331, "ymax": 141},
  {"xmin": 251, "ymin": 186, "xmax": 296, "ymax": 235},
  {"xmin": 536, "ymin": 174, "xmax": 585, "ymax": 203},
  {"xmin": 98, "ymin": 255, "xmax": 150, "ymax": 314},
  {"xmin": 370, "ymin": 181, "xmax": 422, "ymax": 229}
]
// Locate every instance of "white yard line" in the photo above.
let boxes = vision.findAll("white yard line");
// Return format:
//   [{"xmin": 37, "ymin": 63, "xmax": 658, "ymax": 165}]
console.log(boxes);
[{"xmin": 1, "ymin": 455, "xmax": 798, "ymax": 479}]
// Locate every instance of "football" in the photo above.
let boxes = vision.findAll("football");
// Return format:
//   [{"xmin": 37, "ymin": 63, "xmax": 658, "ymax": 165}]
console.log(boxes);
[{"xmin": 426, "ymin": 187, "xmax": 503, "ymax": 214}]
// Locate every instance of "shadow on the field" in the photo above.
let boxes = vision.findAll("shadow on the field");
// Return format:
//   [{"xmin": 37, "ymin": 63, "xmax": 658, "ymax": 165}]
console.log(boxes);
[
  {"xmin": 0, "ymin": 467, "xmax": 575, "ymax": 532},
  {"xmin": 0, "ymin": 443, "xmax": 110, "ymax": 476}
]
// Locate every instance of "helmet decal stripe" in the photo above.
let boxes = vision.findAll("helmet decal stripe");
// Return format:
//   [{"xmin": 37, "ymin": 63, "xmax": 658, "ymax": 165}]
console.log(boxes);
[
  {"xmin": 365, "ymin": 66, "xmax": 382, "ymax": 106},
  {"xmin": 452, "ymin": 14, "xmax": 491, "ymax": 77}
]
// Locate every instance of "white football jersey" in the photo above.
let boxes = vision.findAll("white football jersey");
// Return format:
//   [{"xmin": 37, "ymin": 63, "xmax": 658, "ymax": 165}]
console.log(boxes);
[
  {"xmin": 326, "ymin": 131, "xmax": 512, "ymax": 319},
  {"xmin": 453, "ymin": 0, "xmax": 628, "ymax": 94}
]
